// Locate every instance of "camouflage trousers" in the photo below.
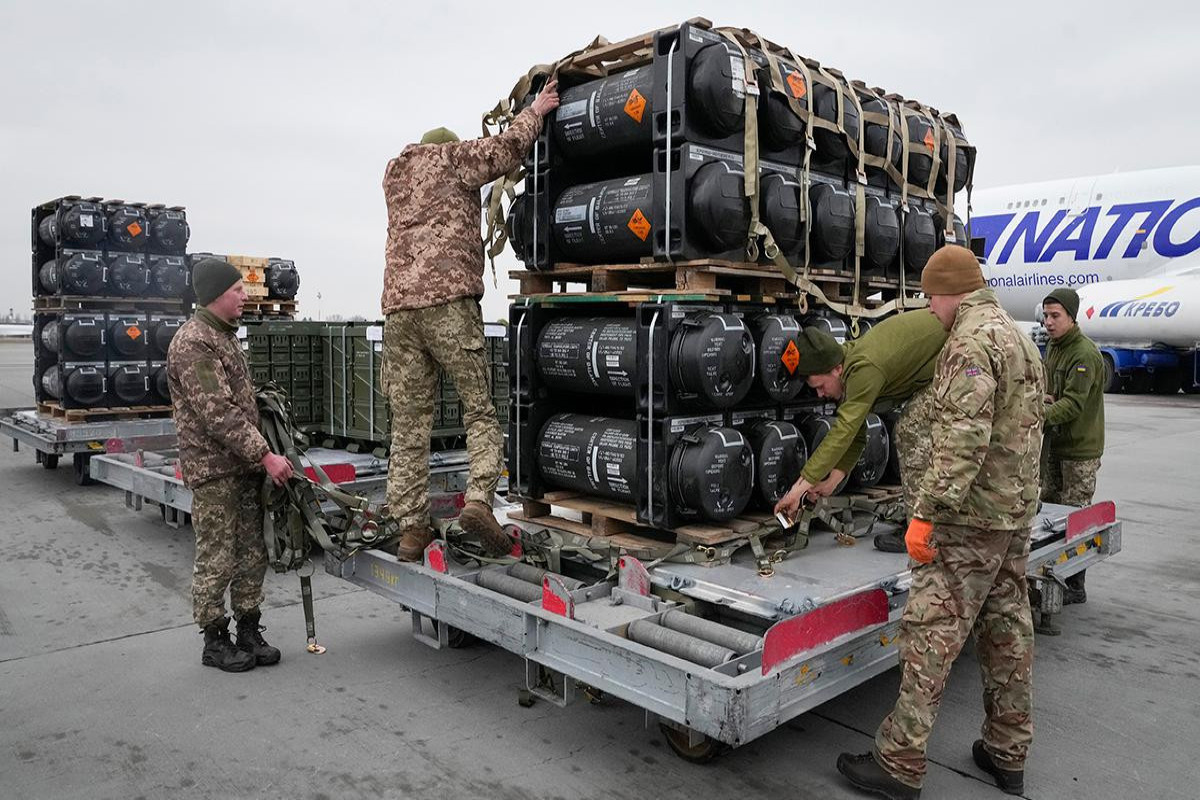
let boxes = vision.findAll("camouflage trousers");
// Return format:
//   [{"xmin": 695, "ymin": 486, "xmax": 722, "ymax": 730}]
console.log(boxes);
[
  {"xmin": 875, "ymin": 522, "xmax": 1035, "ymax": 788},
  {"xmin": 191, "ymin": 473, "xmax": 268, "ymax": 629},
  {"xmin": 1041, "ymin": 454, "xmax": 1100, "ymax": 507},
  {"xmin": 894, "ymin": 385, "xmax": 935, "ymax": 518},
  {"xmin": 382, "ymin": 297, "xmax": 503, "ymax": 530}
]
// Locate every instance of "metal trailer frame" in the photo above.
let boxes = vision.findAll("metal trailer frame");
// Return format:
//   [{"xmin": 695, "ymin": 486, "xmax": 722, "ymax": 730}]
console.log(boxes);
[
  {"xmin": 1, "ymin": 408, "xmax": 176, "ymax": 485},
  {"xmin": 81, "ymin": 443, "xmax": 1123, "ymax": 759},
  {"xmin": 327, "ymin": 501, "xmax": 1123, "ymax": 759}
]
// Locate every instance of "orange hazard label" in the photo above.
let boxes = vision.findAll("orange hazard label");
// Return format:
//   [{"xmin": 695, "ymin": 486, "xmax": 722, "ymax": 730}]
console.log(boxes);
[
  {"xmin": 786, "ymin": 72, "xmax": 807, "ymax": 99},
  {"xmin": 923, "ymin": 129, "xmax": 936, "ymax": 151},
  {"xmin": 781, "ymin": 340, "xmax": 800, "ymax": 374},
  {"xmin": 245, "ymin": 269, "xmax": 262, "ymax": 283},
  {"xmin": 624, "ymin": 88, "xmax": 647, "ymax": 123},
  {"xmin": 126, "ymin": 325, "xmax": 142, "ymax": 340},
  {"xmin": 627, "ymin": 208, "xmax": 651, "ymax": 241},
  {"xmin": 127, "ymin": 221, "xmax": 143, "ymax": 237}
]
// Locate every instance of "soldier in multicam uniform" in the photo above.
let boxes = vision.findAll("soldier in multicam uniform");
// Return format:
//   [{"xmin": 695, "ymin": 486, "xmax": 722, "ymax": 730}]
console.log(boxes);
[
  {"xmin": 837, "ymin": 246, "xmax": 1044, "ymax": 800},
  {"xmin": 1040, "ymin": 287, "xmax": 1105, "ymax": 605},
  {"xmin": 773, "ymin": 311, "xmax": 947, "ymax": 552},
  {"xmin": 168, "ymin": 258, "xmax": 294, "ymax": 672},
  {"xmin": 380, "ymin": 80, "xmax": 560, "ymax": 561}
]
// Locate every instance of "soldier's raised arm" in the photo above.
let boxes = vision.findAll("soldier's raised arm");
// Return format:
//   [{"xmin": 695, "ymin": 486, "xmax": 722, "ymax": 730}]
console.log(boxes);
[{"xmin": 449, "ymin": 79, "xmax": 559, "ymax": 188}]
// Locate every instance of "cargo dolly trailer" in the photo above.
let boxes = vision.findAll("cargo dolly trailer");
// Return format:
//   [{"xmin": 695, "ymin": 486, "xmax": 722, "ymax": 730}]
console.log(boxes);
[
  {"xmin": 1, "ymin": 407, "xmax": 176, "ymax": 486},
  {"xmin": 327, "ymin": 499, "xmax": 1121, "ymax": 761}
]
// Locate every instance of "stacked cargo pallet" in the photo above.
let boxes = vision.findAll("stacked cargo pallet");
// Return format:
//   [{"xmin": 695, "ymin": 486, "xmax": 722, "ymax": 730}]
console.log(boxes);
[
  {"xmin": 31, "ymin": 196, "xmax": 191, "ymax": 420},
  {"xmin": 188, "ymin": 251, "xmax": 300, "ymax": 319},
  {"xmin": 241, "ymin": 320, "xmax": 508, "ymax": 453},
  {"xmin": 494, "ymin": 19, "xmax": 960, "ymax": 553}
]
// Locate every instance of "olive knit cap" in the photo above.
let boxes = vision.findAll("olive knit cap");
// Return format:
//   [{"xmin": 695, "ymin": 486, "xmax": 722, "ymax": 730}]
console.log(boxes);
[
  {"xmin": 191, "ymin": 258, "xmax": 242, "ymax": 306},
  {"xmin": 1044, "ymin": 287, "xmax": 1080, "ymax": 320},
  {"xmin": 793, "ymin": 327, "xmax": 845, "ymax": 376},
  {"xmin": 920, "ymin": 245, "xmax": 985, "ymax": 295},
  {"xmin": 420, "ymin": 127, "xmax": 460, "ymax": 144}
]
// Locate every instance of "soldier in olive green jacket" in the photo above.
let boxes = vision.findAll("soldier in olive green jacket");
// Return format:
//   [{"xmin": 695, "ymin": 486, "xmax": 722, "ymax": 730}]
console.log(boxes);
[
  {"xmin": 773, "ymin": 311, "xmax": 948, "ymax": 554},
  {"xmin": 1040, "ymin": 287, "xmax": 1106, "ymax": 604}
]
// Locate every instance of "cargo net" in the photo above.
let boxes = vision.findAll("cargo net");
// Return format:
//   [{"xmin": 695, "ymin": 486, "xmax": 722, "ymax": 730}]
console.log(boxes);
[{"xmin": 482, "ymin": 18, "xmax": 976, "ymax": 322}]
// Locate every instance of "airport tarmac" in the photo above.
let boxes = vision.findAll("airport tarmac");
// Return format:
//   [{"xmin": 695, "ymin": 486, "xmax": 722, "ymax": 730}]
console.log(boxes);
[{"xmin": 1, "ymin": 339, "xmax": 1198, "ymax": 800}]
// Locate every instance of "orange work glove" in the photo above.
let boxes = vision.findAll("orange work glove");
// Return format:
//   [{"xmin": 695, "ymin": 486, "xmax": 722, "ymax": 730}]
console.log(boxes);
[{"xmin": 905, "ymin": 519, "xmax": 936, "ymax": 564}]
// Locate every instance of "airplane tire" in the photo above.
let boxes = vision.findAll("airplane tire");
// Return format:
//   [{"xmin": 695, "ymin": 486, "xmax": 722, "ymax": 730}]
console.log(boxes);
[{"xmin": 1102, "ymin": 354, "xmax": 1122, "ymax": 394}]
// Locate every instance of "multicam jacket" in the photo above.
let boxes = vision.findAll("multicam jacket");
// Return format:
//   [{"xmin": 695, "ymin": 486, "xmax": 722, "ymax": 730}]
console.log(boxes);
[
  {"xmin": 167, "ymin": 308, "xmax": 268, "ymax": 488},
  {"xmin": 381, "ymin": 107, "xmax": 542, "ymax": 313},
  {"xmin": 913, "ymin": 289, "xmax": 1046, "ymax": 530}
]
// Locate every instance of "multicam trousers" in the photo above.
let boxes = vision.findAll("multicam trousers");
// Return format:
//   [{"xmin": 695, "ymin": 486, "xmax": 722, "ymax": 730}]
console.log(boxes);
[
  {"xmin": 1041, "ymin": 454, "xmax": 1100, "ymax": 507},
  {"xmin": 191, "ymin": 473, "xmax": 268, "ymax": 628},
  {"xmin": 893, "ymin": 385, "xmax": 935, "ymax": 518},
  {"xmin": 874, "ymin": 523, "xmax": 1035, "ymax": 788},
  {"xmin": 381, "ymin": 297, "xmax": 504, "ymax": 530}
]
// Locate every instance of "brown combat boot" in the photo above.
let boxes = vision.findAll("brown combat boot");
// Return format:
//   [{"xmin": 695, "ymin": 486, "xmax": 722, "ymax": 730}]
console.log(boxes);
[
  {"xmin": 458, "ymin": 501, "xmax": 511, "ymax": 557},
  {"xmin": 394, "ymin": 527, "xmax": 433, "ymax": 562}
]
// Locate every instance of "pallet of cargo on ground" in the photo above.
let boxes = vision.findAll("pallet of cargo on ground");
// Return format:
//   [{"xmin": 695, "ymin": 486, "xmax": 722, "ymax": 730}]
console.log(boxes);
[
  {"xmin": 241, "ymin": 298, "xmax": 297, "ymax": 318},
  {"xmin": 33, "ymin": 295, "xmax": 187, "ymax": 313}
]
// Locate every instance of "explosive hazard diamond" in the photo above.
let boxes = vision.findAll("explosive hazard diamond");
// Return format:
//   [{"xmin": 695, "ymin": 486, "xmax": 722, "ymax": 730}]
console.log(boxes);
[
  {"xmin": 627, "ymin": 208, "xmax": 651, "ymax": 241},
  {"xmin": 624, "ymin": 88, "xmax": 647, "ymax": 123},
  {"xmin": 781, "ymin": 340, "xmax": 800, "ymax": 374}
]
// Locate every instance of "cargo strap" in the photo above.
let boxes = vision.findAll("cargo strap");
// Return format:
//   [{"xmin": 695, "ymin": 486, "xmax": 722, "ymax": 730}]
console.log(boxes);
[{"xmin": 257, "ymin": 384, "xmax": 400, "ymax": 652}]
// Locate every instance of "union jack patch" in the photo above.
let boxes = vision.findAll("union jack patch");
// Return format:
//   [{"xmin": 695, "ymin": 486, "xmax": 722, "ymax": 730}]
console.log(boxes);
[{"xmin": 964, "ymin": 366, "xmax": 981, "ymax": 377}]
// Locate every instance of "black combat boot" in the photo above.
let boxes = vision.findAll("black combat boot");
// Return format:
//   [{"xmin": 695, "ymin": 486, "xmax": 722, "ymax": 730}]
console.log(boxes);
[
  {"xmin": 1063, "ymin": 571, "xmax": 1087, "ymax": 605},
  {"xmin": 235, "ymin": 610, "xmax": 282, "ymax": 666},
  {"xmin": 874, "ymin": 531, "xmax": 907, "ymax": 553},
  {"xmin": 972, "ymin": 740, "xmax": 1025, "ymax": 795},
  {"xmin": 202, "ymin": 617, "xmax": 256, "ymax": 672},
  {"xmin": 836, "ymin": 752, "xmax": 921, "ymax": 800}
]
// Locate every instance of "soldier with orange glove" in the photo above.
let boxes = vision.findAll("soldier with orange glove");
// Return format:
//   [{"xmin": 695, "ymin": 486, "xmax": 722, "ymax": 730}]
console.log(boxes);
[{"xmin": 836, "ymin": 245, "xmax": 1046, "ymax": 799}]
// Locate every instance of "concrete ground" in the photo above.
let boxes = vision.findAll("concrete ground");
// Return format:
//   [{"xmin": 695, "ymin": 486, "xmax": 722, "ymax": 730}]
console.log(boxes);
[{"xmin": 1, "ymin": 339, "xmax": 1198, "ymax": 800}]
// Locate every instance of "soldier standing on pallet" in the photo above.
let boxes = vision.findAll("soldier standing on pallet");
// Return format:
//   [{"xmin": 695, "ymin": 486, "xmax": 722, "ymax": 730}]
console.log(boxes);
[
  {"xmin": 168, "ymin": 258, "xmax": 294, "ymax": 672},
  {"xmin": 1040, "ymin": 287, "xmax": 1105, "ymax": 605},
  {"xmin": 773, "ymin": 311, "xmax": 948, "ymax": 552},
  {"xmin": 380, "ymin": 79, "xmax": 560, "ymax": 561},
  {"xmin": 837, "ymin": 246, "xmax": 1045, "ymax": 800}
]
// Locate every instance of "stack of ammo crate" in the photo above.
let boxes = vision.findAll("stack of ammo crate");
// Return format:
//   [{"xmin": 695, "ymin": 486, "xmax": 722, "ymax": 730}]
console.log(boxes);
[
  {"xmin": 189, "ymin": 251, "xmax": 301, "ymax": 319},
  {"xmin": 31, "ymin": 196, "xmax": 191, "ymax": 420},
  {"xmin": 240, "ymin": 320, "xmax": 508, "ymax": 453}
]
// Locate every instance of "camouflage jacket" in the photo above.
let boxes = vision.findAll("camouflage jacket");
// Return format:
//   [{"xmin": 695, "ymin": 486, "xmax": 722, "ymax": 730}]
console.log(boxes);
[
  {"xmin": 913, "ymin": 289, "xmax": 1046, "ymax": 530},
  {"xmin": 167, "ymin": 308, "xmax": 269, "ymax": 488},
  {"xmin": 381, "ymin": 108, "xmax": 542, "ymax": 313}
]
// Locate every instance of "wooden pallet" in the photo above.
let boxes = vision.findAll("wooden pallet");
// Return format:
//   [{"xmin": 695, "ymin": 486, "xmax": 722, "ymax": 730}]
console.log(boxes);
[
  {"xmin": 241, "ymin": 299, "xmax": 297, "ymax": 317},
  {"xmin": 509, "ymin": 490, "xmax": 773, "ymax": 548},
  {"xmin": 33, "ymin": 295, "xmax": 187, "ymax": 312},
  {"xmin": 37, "ymin": 402, "xmax": 172, "ymax": 422}
]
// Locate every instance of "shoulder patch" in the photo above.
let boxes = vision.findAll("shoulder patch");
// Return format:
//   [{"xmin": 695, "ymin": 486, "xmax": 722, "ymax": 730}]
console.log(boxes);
[
  {"xmin": 1075, "ymin": 364, "xmax": 1089, "ymax": 373},
  {"xmin": 964, "ymin": 366, "xmax": 982, "ymax": 377},
  {"xmin": 194, "ymin": 360, "xmax": 220, "ymax": 393}
]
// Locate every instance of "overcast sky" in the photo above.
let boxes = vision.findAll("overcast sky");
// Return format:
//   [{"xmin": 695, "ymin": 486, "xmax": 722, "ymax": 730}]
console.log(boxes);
[{"xmin": 2, "ymin": 1, "xmax": 1197, "ymax": 322}]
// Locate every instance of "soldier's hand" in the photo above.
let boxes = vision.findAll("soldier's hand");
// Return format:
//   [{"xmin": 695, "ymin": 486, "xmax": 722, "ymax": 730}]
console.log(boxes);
[
  {"xmin": 905, "ymin": 519, "xmax": 937, "ymax": 564},
  {"xmin": 261, "ymin": 452, "xmax": 294, "ymax": 487},
  {"xmin": 774, "ymin": 478, "xmax": 811, "ymax": 518},
  {"xmin": 531, "ymin": 79, "xmax": 560, "ymax": 117}
]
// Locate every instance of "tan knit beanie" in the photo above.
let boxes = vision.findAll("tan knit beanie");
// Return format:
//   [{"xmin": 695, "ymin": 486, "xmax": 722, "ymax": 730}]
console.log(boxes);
[{"xmin": 920, "ymin": 245, "xmax": 985, "ymax": 295}]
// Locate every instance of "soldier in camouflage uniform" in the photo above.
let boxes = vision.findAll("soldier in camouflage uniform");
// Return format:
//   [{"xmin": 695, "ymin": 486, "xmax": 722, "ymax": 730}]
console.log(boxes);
[
  {"xmin": 168, "ymin": 258, "xmax": 294, "ymax": 672},
  {"xmin": 773, "ymin": 312, "xmax": 947, "ymax": 553},
  {"xmin": 1040, "ymin": 287, "xmax": 1105, "ymax": 604},
  {"xmin": 837, "ymin": 246, "xmax": 1044, "ymax": 799},
  {"xmin": 380, "ymin": 80, "xmax": 559, "ymax": 561}
]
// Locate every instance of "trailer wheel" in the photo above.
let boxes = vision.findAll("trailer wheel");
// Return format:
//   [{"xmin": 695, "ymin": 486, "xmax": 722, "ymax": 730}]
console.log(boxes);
[
  {"xmin": 40, "ymin": 453, "xmax": 59, "ymax": 470},
  {"xmin": 1102, "ymin": 354, "xmax": 1122, "ymax": 394},
  {"xmin": 659, "ymin": 723, "xmax": 730, "ymax": 764},
  {"xmin": 73, "ymin": 453, "xmax": 94, "ymax": 486},
  {"xmin": 1127, "ymin": 370, "xmax": 1152, "ymax": 394},
  {"xmin": 446, "ymin": 626, "xmax": 476, "ymax": 649},
  {"xmin": 1152, "ymin": 368, "xmax": 1180, "ymax": 395}
]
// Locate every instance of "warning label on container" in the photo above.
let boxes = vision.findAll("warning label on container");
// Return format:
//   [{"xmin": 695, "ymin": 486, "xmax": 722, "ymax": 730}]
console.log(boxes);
[
  {"xmin": 127, "ymin": 221, "xmax": 143, "ymax": 237},
  {"xmin": 627, "ymin": 208, "xmax": 651, "ymax": 241},
  {"xmin": 786, "ymin": 71, "xmax": 806, "ymax": 99},
  {"xmin": 624, "ymin": 88, "xmax": 646, "ymax": 123},
  {"xmin": 781, "ymin": 340, "xmax": 800, "ymax": 374},
  {"xmin": 245, "ymin": 269, "xmax": 262, "ymax": 283},
  {"xmin": 126, "ymin": 325, "xmax": 142, "ymax": 340},
  {"xmin": 80, "ymin": 214, "xmax": 93, "ymax": 228},
  {"xmin": 923, "ymin": 129, "xmax": 936, "ymax": 151}
]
